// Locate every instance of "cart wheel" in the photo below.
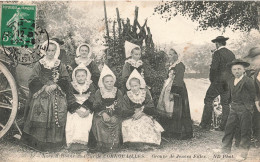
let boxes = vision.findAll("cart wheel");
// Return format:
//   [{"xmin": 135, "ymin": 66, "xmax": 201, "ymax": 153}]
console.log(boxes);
[{"xmin": 0, "ymin": 62, "xmax": 18, "ymax": 139}]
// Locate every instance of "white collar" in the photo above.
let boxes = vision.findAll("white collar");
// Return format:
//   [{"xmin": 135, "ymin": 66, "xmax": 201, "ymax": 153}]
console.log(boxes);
[
  {"xmin": 75, "ymin": 57, "xmax": 93, "ymax": 66},
  {"xmin": 127, "ymin": 89, "xmax": 146, "ymax": 104},
  {"xmin": 216, "ymin": 46, "xmax": 226, "ymax": 51},
  {"xmin": 125, "ymin": 59, "xmax": 143, "ymax": 68},
  {"xmin": 71, "ymin": 80, "xmax": 93, "ymax": 95},
  {"xmin": 100, "ymin": 87, "xmax": 117, "ymax": 99},
  {"xmin": 234, "ymin": 74, "xmax": 244, "ymax": 86},
  {"xmin": 39, "ymin": 58, "xmax": 60, "ymax": 69}
]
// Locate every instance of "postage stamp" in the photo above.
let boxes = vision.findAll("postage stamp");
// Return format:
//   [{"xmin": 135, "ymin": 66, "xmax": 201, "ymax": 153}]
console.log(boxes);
[{"xmin": 0, "ymin": 4, "xmax": 36, "ymax": 48}]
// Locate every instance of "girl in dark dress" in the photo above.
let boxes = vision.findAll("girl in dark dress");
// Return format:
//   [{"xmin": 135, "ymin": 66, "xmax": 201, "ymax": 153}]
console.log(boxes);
[
  {"xmin": 156, "ymin": 48, "xmax": 193, "ymax": 140},
  {"xmin": 122, "ymin": 69, "xmax": 163, "ymax": 147},
  {"xmin": 65, "ymin": 64, "xmax": 96, "ymax": 151},
  {"xmin": 122, "ymin": 41, "xmax": 149, "ymax": 94},
  {"xmin": 22, "ymin": 40, "xmax": 76, "ymax": 152},
  {"xmin": 91, "ymin": 64, "xmax": 125, "ymax": 153}
]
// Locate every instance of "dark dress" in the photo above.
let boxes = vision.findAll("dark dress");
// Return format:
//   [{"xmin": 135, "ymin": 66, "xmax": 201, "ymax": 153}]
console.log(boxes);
[
  {"xmin": 122, "ymin": 89, "xmax": 163, "ymax": 145},
  {"xmin": 22, "ymin": 60, "xmax": 77, "ymax": 152},
  {"xmin": 91, "ymin": 88, "xmax": 124, "ymax": 152},
  {"xmin": 157, "ymin": 62, "xmax": 193, "ymax": 139}
]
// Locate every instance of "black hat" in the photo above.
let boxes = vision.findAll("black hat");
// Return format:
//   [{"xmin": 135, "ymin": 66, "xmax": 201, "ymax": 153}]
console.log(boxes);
[
  {"xmin": 244, "ymin": 47, "xmax": 260, "ymax": 58},
  {"xmin": 227, "ymin": 59, "xmax": 250, "ymax": 68},
  {"xmin": 51, "ymin": 38, "xmax": 64, "ymax": 45},
  {"xmin": 211, "ymin": 36, "xmax": 229, "ymax": 43}
]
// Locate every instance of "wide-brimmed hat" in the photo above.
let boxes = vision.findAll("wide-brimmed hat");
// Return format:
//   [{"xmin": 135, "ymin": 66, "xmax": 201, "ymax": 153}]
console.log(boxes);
[
  {"xmin": 227, "ymin": 59, "xmax": 250, "ymax": 68},
  {"xmin": 51, "ymin": 38, "xmax": 64, "ymax": 45},
  {"xmin": 211, "ymin": 36, "xmax": 229, "ymax": 43},
  {"xmin": 244, "ymin": 46, "xmax": 260, "ymax": 58}
]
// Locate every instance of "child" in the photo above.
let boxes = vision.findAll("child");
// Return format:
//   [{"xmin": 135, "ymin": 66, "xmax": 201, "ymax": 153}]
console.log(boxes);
[
  {"xmin": 122, "ymin": 41, "xmax": 147, "ymax": 94},
  {"xmin": 221, "ymin": 59, "xmax": 256, "ymax": 160},
  {"xmin": 22, "ymin": 40, "xmax": 76, "ymax": 152},
  {"xmin": 122, "ymin": 69, "xmax": 164, "ymax": 148},
  {"xmin": 91, "ymin": 64, "xmax": 125, "ymax": 153},
  {"xmin": 65, "ymin": 64, "xmax": 96, "ymax": 151},
  {"xmin": 70, "ymin": 43, "xmax": 100, "ymax": 88}
]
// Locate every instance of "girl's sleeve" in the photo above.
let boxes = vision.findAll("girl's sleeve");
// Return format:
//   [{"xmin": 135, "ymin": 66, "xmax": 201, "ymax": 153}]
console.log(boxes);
[
  {"xmin": 56, "ymin": 63, "xmax": 72, "ymax": 94},
  {"xmin": 143, "ymin": 89, "xmax": 155, "ymax": 116},
  {"xmin": 82, "ymin": 84, "xmax": 96, "ymax": 112},
  {"xmin": 113, "ymin": 90, "xmax": 125, "ymax": 117},
  {"xmin": 28, "ymin": 62, "xmax": 45, "ymax": 95},
  {"xmin": 121, "ymin": 94, "xmax": 135, "ymax": 118},
  {"xmin": 57, "ymin": 63, "xmax": 79, "ymax": 113},
  {"xmin": 122, "ymin": 63, "xmax": 130, "ymax": 84},
  {"xmin": 89, "ymin": 62, "xmax": 100, "ymax": 87},
  {"xmin": 92, "ymin": 90, "xmax": 106, "ymax": 113},
  {"xmin": 171, "ymin": 63, "xmax": 185, "ymax": 95}
]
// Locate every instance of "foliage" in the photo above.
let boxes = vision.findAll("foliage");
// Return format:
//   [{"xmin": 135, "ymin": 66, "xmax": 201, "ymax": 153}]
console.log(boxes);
[
  {"xmin": 104, "ymin": 7, "xmax": 168, "ymax": 105},
  {"xmin": 154, "ymin": 1, "xmax": 260, "ymax": 32}
]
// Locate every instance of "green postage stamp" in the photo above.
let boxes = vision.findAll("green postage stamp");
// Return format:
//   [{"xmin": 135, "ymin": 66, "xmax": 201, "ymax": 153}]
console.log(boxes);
[{"xmin": 1, "ymin": 4, "xmax": 36, "ymax": 48}]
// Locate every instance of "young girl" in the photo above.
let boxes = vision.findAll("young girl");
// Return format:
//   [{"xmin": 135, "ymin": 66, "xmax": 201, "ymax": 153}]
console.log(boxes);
[
  {"xmin": 122, "ymin": 41, "xmax": 147, "ymax": 94},
  {"xmin": 22, "ymin": 40, "xmax": 75, "ymax": 152},
  {"xmin": 157, "ymin": 48, "xmax": 193, "ymax": 140},
  {"xmin": 122, "ymin": 69, "xmax": 164, "ymax": 148},
  {"xmin": 70, "ymin": 43, "xmax": 100, "ymax": 88},
  {"xmin": 65, "ymin": 64, "xmax": 96, "ymax": 151},
  {"xmin": 91, "ymin": 64, "xmax": 125, "ymax": 153}
]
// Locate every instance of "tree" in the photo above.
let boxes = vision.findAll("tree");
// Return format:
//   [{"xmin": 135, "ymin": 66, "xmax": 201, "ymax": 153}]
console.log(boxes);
[{"xmin": 154, "ymin": 1, "xmax": 260, "ymax": 32}]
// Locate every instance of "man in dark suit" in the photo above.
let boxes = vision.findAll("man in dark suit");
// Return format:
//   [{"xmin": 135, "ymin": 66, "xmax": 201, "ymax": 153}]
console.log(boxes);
[
  {"xmin": 200, "ymin": 36, "xmax": 235, "ymax": 131},
  {"xmin": 221, "ymin": 59, "xmax": 256, "ymax": 160}
]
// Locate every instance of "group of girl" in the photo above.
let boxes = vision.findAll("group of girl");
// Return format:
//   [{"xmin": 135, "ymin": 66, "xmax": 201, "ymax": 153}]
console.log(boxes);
[{"xmin": 21, "ymin": 39, "xmax": 194, "ymax": 153}]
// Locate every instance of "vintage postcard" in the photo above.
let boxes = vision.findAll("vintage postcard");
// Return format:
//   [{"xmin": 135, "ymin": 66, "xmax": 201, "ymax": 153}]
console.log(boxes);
[{"xmin": 0, "ymin": 0, "xmax": 260, "ymax": 162}]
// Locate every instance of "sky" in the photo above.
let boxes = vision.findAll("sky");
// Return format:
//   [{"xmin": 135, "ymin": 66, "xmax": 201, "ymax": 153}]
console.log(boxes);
[{"xmin": 68, "ymin": 0, "xmax": 257, "ymax": 48}]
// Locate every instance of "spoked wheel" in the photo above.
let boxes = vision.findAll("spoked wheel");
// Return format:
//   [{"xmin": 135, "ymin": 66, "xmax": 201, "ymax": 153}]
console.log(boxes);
[{"xmin": 0, "ymin": 62, "xmax": 18, "ymax": 139}]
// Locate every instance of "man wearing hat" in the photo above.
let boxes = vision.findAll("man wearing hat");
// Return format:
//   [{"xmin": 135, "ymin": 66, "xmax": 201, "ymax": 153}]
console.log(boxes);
[
  {"xmin": 221, "ymin": 59, "xmax": 256, "ymax": 160},
  {"xmin": 200, "ymin": 36, "xmax": 235, "ymax": 131}
]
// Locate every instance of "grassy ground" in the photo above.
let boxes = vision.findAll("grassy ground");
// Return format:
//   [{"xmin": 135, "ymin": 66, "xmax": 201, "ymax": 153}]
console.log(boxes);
[{"xmin": 0, "ymin": 79, "xmax": 259, "ymax": 162}]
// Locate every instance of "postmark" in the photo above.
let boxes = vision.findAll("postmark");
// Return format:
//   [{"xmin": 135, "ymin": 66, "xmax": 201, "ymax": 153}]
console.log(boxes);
[
  {"xmin": 1, "ymin": 4, "xmax": 36, "ymax": 48},
  {"xmin": 0, "ymin": 24, "xmax": 49, "ymax": 67}
]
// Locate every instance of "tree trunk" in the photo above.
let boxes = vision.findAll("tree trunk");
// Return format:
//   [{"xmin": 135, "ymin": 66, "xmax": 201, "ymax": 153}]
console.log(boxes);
[
  {"xmin": 103, "ymin": 0, "xmax": 110, "ymax": 41},
  {"xmin": 116, "ymin": 8, "xmax": 121, "ymax": 38}
]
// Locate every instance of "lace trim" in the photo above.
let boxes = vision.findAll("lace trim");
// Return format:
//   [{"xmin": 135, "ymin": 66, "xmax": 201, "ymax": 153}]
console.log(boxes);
[
  {"xmin": 71, "ymin": 80, "xmax": 93, "ymax": 94},
  {"xmin": 125, "ymin": 59, "xmax": 143, "ymax": 68},
  {"xmin": 75, "ymin": 57, "xmax": 93, "ymax": 67},
  {"xmin": 74, "ymin": 93, "xmax": 91, "ymax": 105},
  {"xmin": 39, "ymin": 58, "xmax": 60, "ymax": 69},
  {"xmin": 100, "ymin": 87, "xmax": 117, "ymax": 99},
  {"xmin": 127, "ymin": 89, "xmax": 146, "ymax": 104}
]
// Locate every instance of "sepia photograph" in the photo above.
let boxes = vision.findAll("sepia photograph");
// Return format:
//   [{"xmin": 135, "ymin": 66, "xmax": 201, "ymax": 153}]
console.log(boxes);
[{"xmin": 0, "ymin": 0, "xmax": 260, "ymax": 161}]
